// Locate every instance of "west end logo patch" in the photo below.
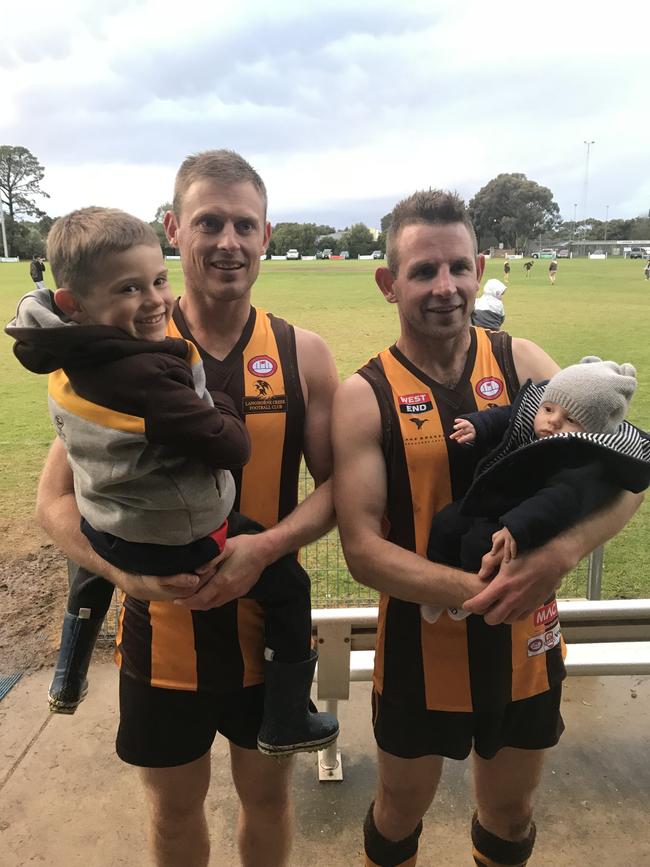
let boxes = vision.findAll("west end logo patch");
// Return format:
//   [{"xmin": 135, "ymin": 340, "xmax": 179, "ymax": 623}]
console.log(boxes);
[
  {"xmin": 476, "ymin": 377, "xmax": 504, "ymax": 400},
  {"xmin": 398, "ymin": 392, "xmax": 433, "ymax": 414},
  {"xmin": 247, "ymin": 355, "xmax": 278, "ymax": 377}
]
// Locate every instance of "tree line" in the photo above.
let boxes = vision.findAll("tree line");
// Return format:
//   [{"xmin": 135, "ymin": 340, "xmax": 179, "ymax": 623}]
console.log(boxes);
[{"xmin": 2, "ymin": 146, "xmax": 648, "ymax": 261}]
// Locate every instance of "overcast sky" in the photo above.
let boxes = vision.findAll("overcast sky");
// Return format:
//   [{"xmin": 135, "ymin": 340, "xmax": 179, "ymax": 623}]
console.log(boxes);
[{"xmin": 4, "ymin": 0, "xmax": 649, "ymax": 230}]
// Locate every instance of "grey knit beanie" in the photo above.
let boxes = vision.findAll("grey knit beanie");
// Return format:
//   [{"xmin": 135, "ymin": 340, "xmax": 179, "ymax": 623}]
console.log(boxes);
[{"xmin": 542, "ymin": 356, "xmax": 637, "ymax": 433}]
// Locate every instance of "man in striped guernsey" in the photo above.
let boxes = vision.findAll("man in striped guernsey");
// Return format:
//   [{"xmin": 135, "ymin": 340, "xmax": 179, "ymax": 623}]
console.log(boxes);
[
  {"xmin": 332, "ymin": 190, "xmax": 643, "ymax": 867},
  {"xmin": 36, "ymin": 151, "xmax": 339, "ymax": 867}
]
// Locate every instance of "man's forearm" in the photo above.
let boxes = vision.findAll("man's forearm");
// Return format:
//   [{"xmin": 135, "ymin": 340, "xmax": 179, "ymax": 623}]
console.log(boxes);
[
  {"xmin": 343, "ymin": 531, "xmax": 482, "ymax": 608},
  {"xmin": 36, "ymin": 490, "xmax": 123, "ymax": 585},
  {"xmin": 556, "ymin": 490, "xmax": 643, "ymax": 565},
  {"xmin": 253, "ymin": 479, "xmax": 336, "ymax": 565}
]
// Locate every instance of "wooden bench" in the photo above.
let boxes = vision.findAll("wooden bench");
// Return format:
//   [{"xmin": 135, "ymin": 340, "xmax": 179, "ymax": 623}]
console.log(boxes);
[{"xmin": 312, "ymin": 600, "xmax": 650, "ymax": 779}]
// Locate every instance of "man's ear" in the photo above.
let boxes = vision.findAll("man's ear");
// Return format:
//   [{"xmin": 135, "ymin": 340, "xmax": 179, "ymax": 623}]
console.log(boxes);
[
  {"xmin": 163, "ymin": 210, "xmax": 179, "ymax": 246},
  {"xmin": 375, "ymin": 266, "xmax": 397, "ymax": 303},
  {"xmin": 476, "ymin": 253, "xmax": 486, "ymax": 282},
  {"xmin": 261, "ymin": 220, "xmax": 272, "ymax": 255},
  {"xmin": 54, "ymin": 288, "xmax": 84, "ymax": 320}
]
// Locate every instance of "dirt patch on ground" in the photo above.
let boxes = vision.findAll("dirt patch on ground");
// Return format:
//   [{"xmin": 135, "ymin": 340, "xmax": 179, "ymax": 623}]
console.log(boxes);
[{"xmin": 0, "ymin": 519, "xmax": 75, "ymax": 673}]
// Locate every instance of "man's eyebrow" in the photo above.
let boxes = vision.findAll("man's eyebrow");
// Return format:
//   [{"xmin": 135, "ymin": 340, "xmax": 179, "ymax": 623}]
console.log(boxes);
[{"xmin": 407, "ymin": 259, "xmax": 437, "ymax": 275}]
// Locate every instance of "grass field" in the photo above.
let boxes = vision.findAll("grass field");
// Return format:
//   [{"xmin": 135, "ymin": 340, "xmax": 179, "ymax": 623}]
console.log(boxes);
[{"xmin": 1, "ymin": 256, "xmax": 648, "ymax": 601}]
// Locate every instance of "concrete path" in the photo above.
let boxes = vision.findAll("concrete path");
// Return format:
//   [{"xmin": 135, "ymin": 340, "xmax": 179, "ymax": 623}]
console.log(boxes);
[{"xmin": 1, "ymin": 664, "xmax": 648, "ymax": 865}]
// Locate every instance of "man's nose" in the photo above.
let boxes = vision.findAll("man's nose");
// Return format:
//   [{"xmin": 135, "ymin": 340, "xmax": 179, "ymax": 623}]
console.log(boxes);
[
  {"xmin": 216, "ymin": 223, "xmax": 238, "ymax": 251},
  {"xmin": 431, "ymin": 266, "xmax": 454, "ymax": 295}
]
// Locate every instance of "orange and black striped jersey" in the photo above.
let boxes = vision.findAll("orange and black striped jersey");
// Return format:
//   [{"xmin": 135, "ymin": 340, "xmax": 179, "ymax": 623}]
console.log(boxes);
[
  {"xmin": 358, "ymin": 327, "xmax": 566, "ymax": 712},
  {"xmin": 116, "ymin": 305, "xmax": 305, "ymax": 692}
]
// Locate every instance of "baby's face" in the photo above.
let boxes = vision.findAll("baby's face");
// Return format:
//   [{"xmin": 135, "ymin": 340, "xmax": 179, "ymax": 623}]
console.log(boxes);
[{"xmin": 533, "ymin": 401, "xmax": 585, "ymax": 438}]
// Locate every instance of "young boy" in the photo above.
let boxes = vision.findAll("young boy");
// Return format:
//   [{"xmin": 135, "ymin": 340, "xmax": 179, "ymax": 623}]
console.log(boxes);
[
  {"xmin": 422, "ymin": 356, "xmax": 650, "ymax": 623},
  {"xmin": 6, "ymin": 207, "xmax": 338, "ymax": 756}
]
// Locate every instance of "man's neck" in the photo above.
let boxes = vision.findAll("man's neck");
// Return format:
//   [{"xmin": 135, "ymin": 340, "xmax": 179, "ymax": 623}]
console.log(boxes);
[
  {"xmin": 395, "ymin": 328, "xmax": 472, "ymax": 390},
  {"xmin": 179, "ymin": 292, "xmax": 253, "ymax": 361}
]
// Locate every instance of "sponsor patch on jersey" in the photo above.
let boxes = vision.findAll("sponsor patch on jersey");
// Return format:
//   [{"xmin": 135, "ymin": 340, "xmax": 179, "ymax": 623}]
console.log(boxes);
[
  {"xmin": 527, "ymin": 623, "xmax": 561, "ymax": 657},
  {"xmin": 533, "ymin": 600, "xmax": 558, "ymax": 628},
  {"xmin": 398, "ymin": 392, "xmax": 433, "ymax": 414},
  {"xmin": 247, "ymin": 355, "xmax": 278, "ymax": 377},
  {"xmin": 475, "ymin": 377, "xmax": 504, "ymax": 400},
  {"xmin": 243, "ymin": 395, "xmax": 287, "ymax": 414}
]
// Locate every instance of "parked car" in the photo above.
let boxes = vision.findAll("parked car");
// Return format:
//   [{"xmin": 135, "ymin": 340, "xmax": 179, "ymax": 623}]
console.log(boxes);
[
  {"xmin": 286, "ymin": 249, "xmax": 301, "ymax": 260},
  {"xmin": 557, "ymin": 249, "xmax": 571, "ymax": 259},
  {"xmin": 629, "ymin": 247, "xmax": 647, "ymax": 259},
  {"xmin": 371, "ymin": 250, "xmax": 384, "ymax": 259},
  {"xmin": 532, "ymin": 248, "xmax": 557, "ymax": 259},
  {"xmin": 340, "ymin": 250, "xmax": 350, "ymax": 259},
  {"xmin": 320, "ymin": 248, "xmax": 333, "ymax": 259}
]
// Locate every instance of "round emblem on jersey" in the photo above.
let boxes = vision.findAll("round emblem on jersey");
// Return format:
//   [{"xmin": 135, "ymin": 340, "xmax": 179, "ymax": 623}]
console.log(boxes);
[
  {"xmin": 248, "ymin": 355, "xmax": 278, "ymax": 377},
  {"xmin": 476, "ymin": 376, "xmax": 504, "ymax": 400}
]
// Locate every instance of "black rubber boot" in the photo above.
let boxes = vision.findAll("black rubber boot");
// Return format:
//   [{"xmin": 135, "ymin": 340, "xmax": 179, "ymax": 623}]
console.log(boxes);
[
  {"xmin": 48, "ymin": 610, "xmax": 104, "ymax": 714},
  {"xmin": 257, "ymin": 650, "xmax": 339, "ymax": 757}
]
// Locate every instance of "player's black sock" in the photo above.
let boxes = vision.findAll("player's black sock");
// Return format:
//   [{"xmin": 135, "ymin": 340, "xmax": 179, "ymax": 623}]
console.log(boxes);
[
  {"xmin": 363, "ymin": 801, "xmax": 422, "ymax": 866},
  {"xmin": 471, "ymin": 811, "xmax": 536, "ymax": 866}
]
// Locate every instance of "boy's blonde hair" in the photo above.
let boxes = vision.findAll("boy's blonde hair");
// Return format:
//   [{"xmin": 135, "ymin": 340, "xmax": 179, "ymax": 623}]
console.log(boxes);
[{"xmin": 47, "ymin": 207, "xmax": 160, "ymax": 297}]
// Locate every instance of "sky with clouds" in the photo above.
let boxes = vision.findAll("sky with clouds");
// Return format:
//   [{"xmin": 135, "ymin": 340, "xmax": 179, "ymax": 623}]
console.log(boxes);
[{"xmin": 3, "ymin": 0, "xmax": 649, "ymax": 230}]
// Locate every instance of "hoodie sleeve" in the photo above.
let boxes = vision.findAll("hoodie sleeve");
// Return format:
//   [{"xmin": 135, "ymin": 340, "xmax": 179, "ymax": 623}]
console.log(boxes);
[
  {"xmin": 500, "ymin": 463, "xmax": 619, "ymax": 552},
  {"xmin": 465, "ymin": 405, "xmax": 513, "ymax": 448},
  {"xmin": 142, "ymin": 357, "xmax": 251, "ymax": 469}
]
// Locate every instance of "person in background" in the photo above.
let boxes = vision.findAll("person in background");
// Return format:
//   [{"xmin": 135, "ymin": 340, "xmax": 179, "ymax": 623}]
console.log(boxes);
[
  {"xmin": 471, "ymin": 278, "xmax": 506, "ymax": 331},
  {"xmin": 503, "ymin": 259, "xmax": 510, "ymax": 284},
  {"xmin": 30, "ymin": 254, "xmax": 46, "ymax": 289},
  {"xmin": 523, "ymin": 261, "xmax": 534, "ymax": 278},
  {"xmin": 548, "ymin": 259, "xmax": 558, "ymax": 284}
]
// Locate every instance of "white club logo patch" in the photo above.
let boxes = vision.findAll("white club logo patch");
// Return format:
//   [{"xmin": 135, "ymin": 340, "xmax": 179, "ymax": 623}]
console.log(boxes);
[
  {"xmin": 248, "ymin": 355, "xmax": 278, "ymax": 377},
  {"xmin": 476, "ymin": 377, "xmax": 504, "ymax": 400}
]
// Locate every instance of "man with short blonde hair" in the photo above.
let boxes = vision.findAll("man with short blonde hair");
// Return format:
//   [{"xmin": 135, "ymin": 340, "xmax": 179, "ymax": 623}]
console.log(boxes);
[{"xmin": 37, "ymin": 149, "xmax": 339, "ymax": 867}]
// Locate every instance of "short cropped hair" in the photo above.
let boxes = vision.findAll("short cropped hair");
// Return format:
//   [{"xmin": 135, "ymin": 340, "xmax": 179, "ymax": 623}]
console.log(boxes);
[
  {"xmin": 386, "ymin": 190, "xmax": 478, "ymax": 274},
  {"xmin": 173, "ymin": 149, "xmax": 268, "ymax": 218},
  {"xmin": 47, "ymin": 207, "xmax": 160, "ymax": 296}
]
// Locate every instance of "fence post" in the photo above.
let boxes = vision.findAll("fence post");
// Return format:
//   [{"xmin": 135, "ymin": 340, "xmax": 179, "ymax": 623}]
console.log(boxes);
[{"xmin": 586, "ymin": 545, "xmax": 604, "ymax": 600}]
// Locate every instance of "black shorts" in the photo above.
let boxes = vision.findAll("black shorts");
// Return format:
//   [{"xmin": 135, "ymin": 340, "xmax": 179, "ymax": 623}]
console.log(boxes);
[
  {"xmin": 116, "ymin": 672, "xmax": 265, "ymax": 768},
  {"xmin": 372, "ymin": 684, "xmax": 564, "ymax": 761}
]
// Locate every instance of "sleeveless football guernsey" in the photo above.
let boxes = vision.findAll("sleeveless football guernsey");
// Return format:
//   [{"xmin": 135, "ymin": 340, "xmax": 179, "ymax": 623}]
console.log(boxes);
[
  {"xmin": 116, "ymin": 305, "xmax": 305, "ymax": 692},
  {"xmin": 358, "ymin": 327, "xmax": 566, "ymax": 712}
]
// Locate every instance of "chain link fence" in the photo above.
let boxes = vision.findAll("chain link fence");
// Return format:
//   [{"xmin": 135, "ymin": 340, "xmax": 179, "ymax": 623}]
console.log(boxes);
[{"xmin": 100, "ymin": 467, "xmax": 595, "ymax": 637}]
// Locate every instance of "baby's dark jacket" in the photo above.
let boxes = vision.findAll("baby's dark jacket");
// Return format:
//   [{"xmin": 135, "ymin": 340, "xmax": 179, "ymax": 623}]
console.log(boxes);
[{"xmin": 434, "ymin": 380, "xmax": 650, "ymax": 554}]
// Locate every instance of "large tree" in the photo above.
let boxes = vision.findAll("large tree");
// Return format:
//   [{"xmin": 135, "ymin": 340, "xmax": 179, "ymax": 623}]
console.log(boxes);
[
  {"xmin": 340, "ymin": 223, "xmax": 375, "ymax": 258},
  {"xmin": 468, "ymin": 173, "xmax": 560, "ymax": 252},
  {"xmin": 0, "ymin": 145, "xmax": 50, "ymax": 220}
]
